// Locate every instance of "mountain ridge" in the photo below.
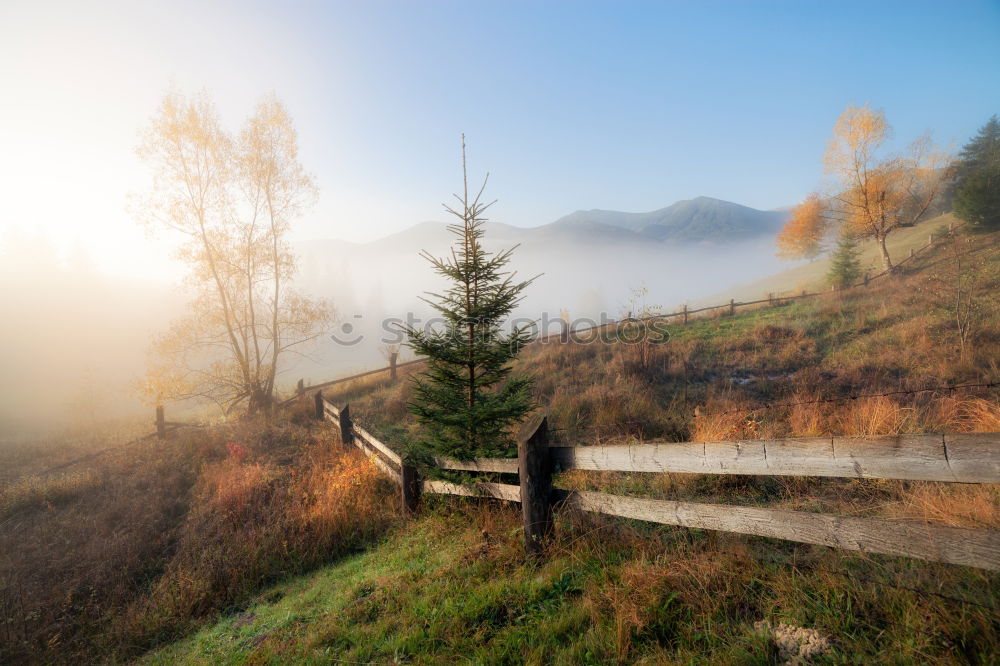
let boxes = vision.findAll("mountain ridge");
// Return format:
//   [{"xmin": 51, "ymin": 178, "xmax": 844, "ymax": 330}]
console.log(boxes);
[
  {"xmin": 551, "ymin": 196, "xmax": 788, "ymax": 242},
  {"xmin": 308, "ymin": 196, "xmax": 789, "ymax": 248}
]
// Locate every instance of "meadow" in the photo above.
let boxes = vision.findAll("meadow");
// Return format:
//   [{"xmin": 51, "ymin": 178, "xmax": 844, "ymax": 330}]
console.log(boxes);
[{"xmin": 1, "ymin": 224, "xmax": 998, "ymax": 664}]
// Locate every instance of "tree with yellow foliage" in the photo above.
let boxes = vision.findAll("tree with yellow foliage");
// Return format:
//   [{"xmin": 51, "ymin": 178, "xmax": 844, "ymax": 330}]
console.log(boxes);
[
  {"xmin": 776, "ymin": 193, "xmax": 827, "ymax": 259},
  {"xmin": 134, "ymin": 91, "xmax": 331, "ymax": 416},
  {"xmin": 777, "ymin": 105, "xmax": 947, "ymax": 270}
]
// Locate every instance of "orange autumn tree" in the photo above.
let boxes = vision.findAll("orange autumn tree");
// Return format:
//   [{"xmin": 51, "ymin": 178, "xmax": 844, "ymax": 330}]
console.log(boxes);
[
  {"xmin": 776, "ymin": 193, "xmax": 827, "ymax": 259},
  {"xmin": 777, "ymin": 105, "xmax": 947, "ymax": 270},
  {"xmin": 134, "ymin": 91, "xmax": 332, "ymax": 416}
]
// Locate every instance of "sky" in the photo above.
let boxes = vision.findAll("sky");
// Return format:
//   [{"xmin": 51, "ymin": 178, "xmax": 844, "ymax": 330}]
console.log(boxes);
[{"xmin": 1, "ymin": 0, "xmax": 998, "ymax": 281}]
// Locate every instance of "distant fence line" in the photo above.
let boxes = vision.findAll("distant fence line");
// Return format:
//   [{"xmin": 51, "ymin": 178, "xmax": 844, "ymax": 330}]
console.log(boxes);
[
  {"xmin": 285, "ymin": 222, "xmax": 961, "ymax": 401},
  {"xmin": 314, "ymin": 393, "xmax": 1000, "ymax": 571}
]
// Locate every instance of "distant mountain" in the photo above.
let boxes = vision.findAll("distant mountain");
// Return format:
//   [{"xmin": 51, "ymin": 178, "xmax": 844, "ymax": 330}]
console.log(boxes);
[
  {"xmin": 346, "ymin": 196, "xmax": 788, "ymax": 256},
  {"xmin": 289, "ymin": 195, "xmax": 793, "ymax": 379},
  {"xmin": 550, "ymin": 196, "xmax": 788, "ymax": 243}
]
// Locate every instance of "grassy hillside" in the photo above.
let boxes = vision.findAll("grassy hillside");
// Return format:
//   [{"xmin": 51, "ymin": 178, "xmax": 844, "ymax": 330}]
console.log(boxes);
[
  {"xmin": 2, "ymin": 226, "xmax": 997, "ymax": 664},
  {"xmin": 697, "ymin": 212, "xmax": 959, "ymax": 306},
  {"xmin": 143, "ymin": 500, "xmax": 997, "ymax": 665},
  {"xmin": 322, "ymin": 222, "xmax": 999, "ymax": 451}
]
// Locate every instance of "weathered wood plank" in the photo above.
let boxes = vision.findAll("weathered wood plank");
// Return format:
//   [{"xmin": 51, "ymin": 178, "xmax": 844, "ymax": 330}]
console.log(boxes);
[
  {"xmin": 366, "ymin": 448, "xmax": 402, "ymax": 485},
  {"xmin": 322, "ymin": 399, "xmax": 339, "ymax": 420},
  {"xmin": 549, "ymin": 432, "xmax": 1000, "ymax": 483},
  {"xmin": 830, "ymin": 434, "xmax": 955, "ymax": 481},
  {"xmin": 435, "ymin": 457, "xmax": 520, "ymax": 474},
  {"xmin": 349, "ymin": 435, "xmax": 401, "ymax": 483},
  {"xmin": 945, "ymin": 433, "xmax": 1000, "ymax": 483},
  {"xmin": 353, "ymin": 424, "xmax": 402, "ymax": 465},
  {"xmin": 421, "ymin": 480, "xmax": 521, "ymax": 502},
  {"xmin": 352, "ymin": 435, "xmax": 400, "ymax": 470},
  {"xmin": 556, "ymin": 490, "xmax": 1000, "ymax": 570}
]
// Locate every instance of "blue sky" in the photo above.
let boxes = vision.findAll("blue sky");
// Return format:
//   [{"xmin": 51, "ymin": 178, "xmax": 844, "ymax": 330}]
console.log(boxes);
[
  {"xmin": 1, "ymin": 0, "xmax": 999, "ymax": 274},
  {"xmin": 287, "ymin": 0, "xmax": 1000, "ymax": 232}
]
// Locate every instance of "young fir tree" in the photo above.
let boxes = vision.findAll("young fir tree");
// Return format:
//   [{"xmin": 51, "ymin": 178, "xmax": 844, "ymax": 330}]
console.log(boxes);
[
  {"xmin": 406, "ymin": 138, "xmax": 535, "ymax": 460},
  {"xmin": 827, "ymin": 230, "xmax": 862, "ymax": 289}
]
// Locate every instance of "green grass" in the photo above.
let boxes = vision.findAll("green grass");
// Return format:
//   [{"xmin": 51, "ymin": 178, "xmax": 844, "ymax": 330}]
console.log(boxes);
[{"xmin": 143, "ymin": 501, "xmax": 998, "ymax": 665}]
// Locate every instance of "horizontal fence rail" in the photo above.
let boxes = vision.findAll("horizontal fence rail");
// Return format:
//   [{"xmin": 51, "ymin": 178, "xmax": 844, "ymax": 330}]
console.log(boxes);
[
  {"xmin": 437, "ymin": 456, "xmax": 519, "ymax": 474},
  {"xmin": 422, "ymin": 480, "xmax": 521, "ymax": 502},
  {"xmin": 556, "ymin": 491, "xmax": 1000, "ymax": 570},
  {"xmin": 549, "ymin": 433, "xmax": 1000, "ymax": 483},
  {"xmin": 436, "ymin": 433, "xmax": 1000, "ymax": 484}
]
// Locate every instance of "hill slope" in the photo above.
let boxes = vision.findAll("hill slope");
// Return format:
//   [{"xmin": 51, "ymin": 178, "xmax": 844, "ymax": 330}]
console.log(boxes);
[
  {"xmin": 316, "ymin": 222, "xmax": 1000, "ymax": 449},
  {"xmin": 696, "ymin": 212, "xmax": 959, "ymax": 306}
]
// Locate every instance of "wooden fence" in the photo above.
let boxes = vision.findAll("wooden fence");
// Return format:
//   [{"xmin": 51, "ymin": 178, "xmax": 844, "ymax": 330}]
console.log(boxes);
[
  {"xmin": 314, "ymin": 393, "xmax": 1000, "ymax": 571},
  {"xmin": 285, "ymin": 223, "xmax": 962, "ymax": 401}
]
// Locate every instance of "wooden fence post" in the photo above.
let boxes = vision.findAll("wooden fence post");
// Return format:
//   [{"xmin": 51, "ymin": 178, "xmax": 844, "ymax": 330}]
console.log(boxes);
[
  {"xmin": 863, "ymin": 272, "xmax": 869, "ymax": 287},
  {"xmin": 338, "ymin": 403, "xmax": 354, "ymax": 448},
  {"xmin": 389, "ymin": 352, "xmax": 399, "ymax": 381},
  {"xmin": 155, "ymin": 405, "xmax": 165, "ymax": 439},
  {"xmin": 297, "ymin": 378, "xmax": 304, "ymax": 397},
  {"xmin": 928, "ymin": 233, "xmax": 933, "ymax": 246},
  {"xmin": 314, "ymin": 391, "xmax": 324, "ymax": 420},
  {"xmin": 518, "ymin": 414, "xmax": 552, "ymax": 559},
  {"xmin": 401, "ymin": 464, "xmax": 420, "ymax": 515},
  {"xmin": 910, "ymin": 247, "xmax": 915, "ymax": 258},
  {"xmin": 729, "ymin": 298, "xmax": 735, "ymax": 316},
  {"xmin": 682, "ymin": 303, "xmax": 688, "ymax": 324}
]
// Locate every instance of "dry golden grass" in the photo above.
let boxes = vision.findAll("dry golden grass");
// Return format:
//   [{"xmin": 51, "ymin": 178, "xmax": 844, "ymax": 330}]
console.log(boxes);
[
  {"xmin": 0, "ymin": 407, "xmax": 399, "ymax": 663},
  {"xmin": 929, "ymin": 396, "xmax": 1000, "ymax": 432},
  {"xmin": 891, "ymin": 483, "xmax": 1000, "ymax": 529},
  {"xmin": 0, "ymin": 468, "xmax": 100, "ymax": 518}
]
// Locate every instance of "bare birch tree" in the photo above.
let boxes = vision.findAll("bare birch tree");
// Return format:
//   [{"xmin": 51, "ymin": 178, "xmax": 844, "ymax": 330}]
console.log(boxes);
[{"xmin": 135, "ymin": 90, "xmax": 331, "ymax": 415}]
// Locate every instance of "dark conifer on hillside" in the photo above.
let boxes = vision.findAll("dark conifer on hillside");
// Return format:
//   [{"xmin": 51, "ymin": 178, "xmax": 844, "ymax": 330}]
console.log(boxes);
[
  {"xmin": 953, "ymin": 115, "xmax": 1000, "ymax": 231},
  {"xmin": 405, "ymin": 137, "xmax": 536, "ymax": 460}
]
